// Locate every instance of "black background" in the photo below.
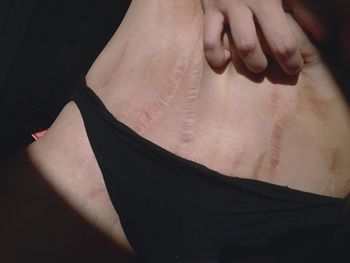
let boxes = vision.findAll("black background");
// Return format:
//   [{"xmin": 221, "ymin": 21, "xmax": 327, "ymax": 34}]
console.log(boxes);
[{"xmin": 0, "ymin": 0, "xmax": 131, "ymax": 161}]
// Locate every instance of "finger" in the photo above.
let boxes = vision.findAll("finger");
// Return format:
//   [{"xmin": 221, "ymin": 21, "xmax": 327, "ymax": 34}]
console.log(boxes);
[
  {"xmin": 227, "ymin": 5, "xmax": 268, "ymax": 73},
  {"xmin": 253, "ymin": 1, "xmax": 304, "ymax": 75},
  {"xmin": 290, "ymin": 0, "xmax": 327, "ymax": 42},
  {"xmin": 203, "ymin": 7, "xmax": 231, "ymax": 67},
  {"xmin": 285, "ymin": 13, "xmax": 320, "ymax": 65}
]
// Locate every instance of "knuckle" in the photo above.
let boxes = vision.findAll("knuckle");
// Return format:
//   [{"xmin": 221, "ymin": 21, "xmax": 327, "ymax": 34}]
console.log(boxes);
[
  {"xmin": 254, "ymin": 0, "xmax": 276, "ymax": 12},
  {"xmin": 251, "ymin": 61, "xmax": 268, "ymax": 73},
  {"xmin": 207, "ymin": 54, "xmax": 224, "ymax": 67},
  {"xmin": 204, "ymin": 50, "xmax": 226, "ymax": 67},
  {"xmin": 236, "ymin": 39, "xmax": 257, "ymax": 56},
  {"xmin": 286, "ymin": 61, "xmax": 304, "ymax": 74},
  {"xmin": 272, "ymin": 36, "xmax": 297, "ymax": 58},
  {"xmin": 211, "ymin": 59, "xmax": 225, "ymax": 67},
  {"xmin": 203, "ymin": 39, "xmax": 219, "ymax": 52}
]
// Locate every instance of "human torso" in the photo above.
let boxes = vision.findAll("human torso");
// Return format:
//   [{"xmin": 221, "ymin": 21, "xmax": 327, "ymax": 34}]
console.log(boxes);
[
  {"xmin": 31, "ymin": 0, "xmax": 350, "ymax": 257},
  {"xmin": 87, "ymin": 0, "xmax": 350, "ymax": 198}
]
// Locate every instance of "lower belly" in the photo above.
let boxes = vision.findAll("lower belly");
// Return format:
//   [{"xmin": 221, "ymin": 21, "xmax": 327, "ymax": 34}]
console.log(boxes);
[{"xmin": 112, "ymin": 67, "xmax": 350, "ymax": 198}]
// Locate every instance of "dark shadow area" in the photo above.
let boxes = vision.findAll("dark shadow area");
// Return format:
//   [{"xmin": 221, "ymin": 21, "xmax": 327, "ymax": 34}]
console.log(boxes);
[
  {"xmin": 233, "ymin": 55, "xmax": 299, "ymax": 86},
  {"xmin": 301, "ymin": 0, "xmax": 350, "ymax": 104},
  {"xmin": 0, "ymin": 0, "xmax": 131, "ymax": 162},
  {"xmin": 0, "ymin": 150, "xmax": 136, "ymax": 263},
  {"xmin": 217, "ymin": 224, "xmax": 349, "ymax": 263},
  {"xmin": 318, "ymin": 27, "xmax": 350, "ymax": 105}
]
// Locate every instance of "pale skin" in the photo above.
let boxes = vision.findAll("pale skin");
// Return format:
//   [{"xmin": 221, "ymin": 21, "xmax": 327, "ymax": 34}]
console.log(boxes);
[
  {"xmin": 0, "ymin": 0, "xmax": 349, "ymax": 260},
  {"xmin": 201, "ymin": 0, "xmax": 325, "ymax": 73}
]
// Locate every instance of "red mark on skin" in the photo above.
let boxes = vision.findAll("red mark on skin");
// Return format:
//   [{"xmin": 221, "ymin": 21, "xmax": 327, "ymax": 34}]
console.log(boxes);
[
  {"xmin": 88, "ymin": 188, "xmax": 104, "ymax": 200},
  {"xmin": 252, "ymin": 152, "xmax": 267, "ymax": 180},
  {"xmin": 230, "ymin": 151, "xmax": 245, "ymax": 175},
  {"xmin": 271, "ymin": 88, "xmax": 281, "ymax": 112},
  {"xmin": 136, "ymin": 33, "xmax": 203, "ymax": 135},
  {"xmin": 136, "ymin": 49, "xmax": 190, "ymax": 134},
  {"xmin": 329, "ymin": 149, "xmax": 341, "ymax": 174},
  {"xmin": 270, "ymin": 120, "xmax": 284, "ymax": 173},
  {"xmin": 269, "ymin": 88, "xmax": 289, "ymax": 176}
]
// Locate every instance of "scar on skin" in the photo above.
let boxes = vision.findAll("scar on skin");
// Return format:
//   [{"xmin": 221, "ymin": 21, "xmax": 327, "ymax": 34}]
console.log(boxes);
[
  {"xmin": 329, "ymin": 149, "xmax": 342, "ymax": 174},
  {"xmin": 297, "ymin": 75, "xmax": 335, "ymax": 120},
  {"xmin": 252, "ymin": 152, "xmax": 267, "ymax": 180},
  {"xmin": 181, "ymin": 52, "xmax": 203, "ymax": 142},
  {"xmin": 270, "ymin": 88, "xmax": 281, "ymax": 112},
  {"xmin": 136, "ymin": 49, "xmax": 191, "ymax": 134},
  {"xmin": 269, "ymin": 88, "xmax": 285, "ymax": 174},
  {"xmin": 270, "ymin": 118, "xmax": 288, "ymax": 174}
]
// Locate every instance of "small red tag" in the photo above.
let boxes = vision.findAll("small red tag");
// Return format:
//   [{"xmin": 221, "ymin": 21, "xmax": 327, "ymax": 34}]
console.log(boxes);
[
  {"xmin": 20, "ymin": 108, "xmax": 50, "ymax": 141},
  {"xmin": 32, "ymin": 130, "xmax": 47, "ymax": 140}
]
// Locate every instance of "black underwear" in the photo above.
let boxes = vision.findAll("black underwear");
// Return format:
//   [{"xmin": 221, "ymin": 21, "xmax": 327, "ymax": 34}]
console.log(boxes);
[{"xmin": 72, "ymin": 79, "xmax": 349, "ymax": 263}]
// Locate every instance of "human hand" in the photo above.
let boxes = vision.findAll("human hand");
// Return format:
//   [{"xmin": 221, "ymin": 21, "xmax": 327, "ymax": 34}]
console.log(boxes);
[{"xmin": 201, "ymin": 0, "xmax": 320, "ymax": 75}]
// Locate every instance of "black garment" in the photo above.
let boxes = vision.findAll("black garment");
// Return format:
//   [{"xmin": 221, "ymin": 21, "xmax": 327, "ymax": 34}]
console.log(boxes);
[
  {"xmin": 0, "ymin": 0, "xmax": 37, "ymax": 93},
  {"xmin": 72, "ymin": 79, "xmax": 349, "ymax": 263}
]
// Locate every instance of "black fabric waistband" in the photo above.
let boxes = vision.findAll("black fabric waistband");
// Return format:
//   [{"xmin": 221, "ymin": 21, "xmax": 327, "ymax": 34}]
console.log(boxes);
[{"xmin": 70, "ymin": 77, "xmax": 350, "ymax": 262}]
